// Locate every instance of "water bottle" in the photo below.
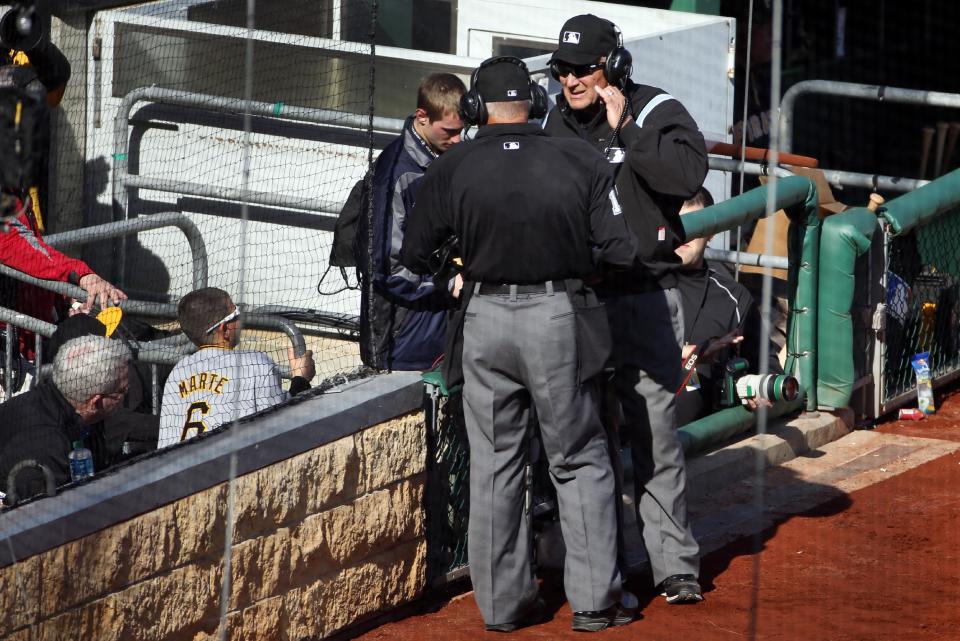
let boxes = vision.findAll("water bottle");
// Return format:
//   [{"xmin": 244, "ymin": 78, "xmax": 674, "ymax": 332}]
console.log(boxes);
[{"xmin": 69, "ymin": 440, "xmax": 94, "ymax": 481}]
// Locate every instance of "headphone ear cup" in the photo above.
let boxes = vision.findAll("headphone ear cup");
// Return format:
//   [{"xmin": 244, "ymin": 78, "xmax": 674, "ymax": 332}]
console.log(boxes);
[
  {"xmin": 459, "ymin": 90, "xmax": 486, "ymax": 126},
  {"xmin": 604, "ymin": 47, "xmax": 633, "ymax": 88},
  {"xmin": 529, "ymin": 82, "xmax": 549, "ymax": 120}
]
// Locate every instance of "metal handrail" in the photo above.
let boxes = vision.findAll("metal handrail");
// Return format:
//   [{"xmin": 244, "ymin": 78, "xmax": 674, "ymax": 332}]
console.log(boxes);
[
  {"xmin": 0, "ymin": 268, "xmax": 307, "ymax": 357},
  {"xmin": 112, "ymin": 87, "xmax": 404, "ymax": 224},
  {"xmin": 44, "ymin": 212, "xmax": 209, "ymax": 291},
  {"xmin": 781, "ymin": 80, "xmax": 960, "ymax": 152},
  {"xmin": 709, "ymin": 148, "xmax": 927, "ymax": 193}
]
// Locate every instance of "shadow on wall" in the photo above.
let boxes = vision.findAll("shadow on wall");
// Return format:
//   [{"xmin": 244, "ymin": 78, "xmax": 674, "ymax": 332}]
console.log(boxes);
[{"xmin": 81, "ymin": 155, "xmax": 171, "ymax": 299}]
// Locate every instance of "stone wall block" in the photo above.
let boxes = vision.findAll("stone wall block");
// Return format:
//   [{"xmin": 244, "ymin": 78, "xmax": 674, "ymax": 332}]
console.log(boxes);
[
  {"xmin": 38, "ymin": 483, "xmax": 228, "ymax": 619},
  {"xmin": 36, "ymin": 594, "xmax": 123, "ymax": 641},
  {"xmin": 357, "ymin": 413, "xmax": 426, "ymax": 494},
  {"xmin": 288, "ymin": 513, "xmax": 336, "ymax": 588},
  {"xmin": 234, "ymin": 434, "xmax": 359, "ymax": 542},
  {"xmin": 0, "ymin": 555, "xmax": 40, "ymax": 635},
  {"xmin": 229, "ymin": 529, "xmax": 291, "ymax": 611},
  {"xmin": 103, "ymin": 561, "xmax": 223, "ymax": 641},
  {"xmin": 324, "ymin": 479, "xmax": 425, "ymax": 568},
  {"xmin": 303, "ymin": 434, "xmax": 361, "ymax": 515},
  {"xmin": 321, "ymin": 538, "xmax": 427, "ymax": 637},
  {"xmin": 283, "ymin": 582, "xmax": 328, "ymax": 640},
  {"xmin": 226, "ymin": 595, "xmax": 288, "ymax": 641}
]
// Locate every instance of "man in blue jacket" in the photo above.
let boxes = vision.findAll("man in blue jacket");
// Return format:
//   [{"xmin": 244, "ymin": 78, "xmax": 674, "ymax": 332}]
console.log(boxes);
[{"xmin": 355, "ymin": 73, "xmax": 466, "ymax": 370}]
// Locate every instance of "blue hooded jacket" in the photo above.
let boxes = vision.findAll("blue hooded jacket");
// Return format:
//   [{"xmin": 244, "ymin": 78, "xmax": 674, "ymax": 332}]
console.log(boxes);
[{"xmin": 354, "ymin": 117, "xmax": 449, "ymax": 371}]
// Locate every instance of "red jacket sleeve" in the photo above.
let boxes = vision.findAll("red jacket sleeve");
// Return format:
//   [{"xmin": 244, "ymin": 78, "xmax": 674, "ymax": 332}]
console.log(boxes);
[{"xmin": 0, "ymin": 209, "xmax": 93, "ymax": 283}]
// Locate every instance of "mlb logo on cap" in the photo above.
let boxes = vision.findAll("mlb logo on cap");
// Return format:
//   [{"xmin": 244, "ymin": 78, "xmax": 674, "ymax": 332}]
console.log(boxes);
[
  {"xmin": 563, "ymin": 31, "xmax": 581, "ymax": 44},
  {"xmin": 503, "ymin": 142, "xmax": 520, "ymax": 150},
  {"xmin": 507, "ymin": 89, "xmax": 518, "ymax": 97}
]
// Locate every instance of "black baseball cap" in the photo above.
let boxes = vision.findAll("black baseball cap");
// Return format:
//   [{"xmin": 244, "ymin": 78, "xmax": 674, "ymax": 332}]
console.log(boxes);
[
  {"xmin": 475, "ymin": 57, "xmax": 531, "ymax": 103},
  {"xmin": 552, "ymin": 14, "xmax": 619, "ymax": 65}
]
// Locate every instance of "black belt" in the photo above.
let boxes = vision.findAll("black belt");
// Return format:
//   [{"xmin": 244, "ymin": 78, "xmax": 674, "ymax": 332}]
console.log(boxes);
[{"xmin": 477, "ymin": 280, "xmax": 566, "ymax": 295}]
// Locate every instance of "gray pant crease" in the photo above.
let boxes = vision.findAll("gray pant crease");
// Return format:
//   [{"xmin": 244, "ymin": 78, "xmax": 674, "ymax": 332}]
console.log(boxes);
[
  {"xmin": 605, "ymin": 287, "xmax": 700, "ymax": 585},
  {"xmin": 461, "ymin": 291, "xmax": 622, "ymax": 625}
]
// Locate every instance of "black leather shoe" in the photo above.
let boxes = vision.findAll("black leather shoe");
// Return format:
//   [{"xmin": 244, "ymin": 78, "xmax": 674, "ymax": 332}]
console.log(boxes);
[
  {"xmin": 660, "ymin": 574, "xmax": 704, "ymax": 604},
  {"xmin": 571, "ymin": 590, "xmax": 637, "ymax": 632},
  {"xmin": 484, "ymin": 597, "xmax": 548, "ymax": 632}
]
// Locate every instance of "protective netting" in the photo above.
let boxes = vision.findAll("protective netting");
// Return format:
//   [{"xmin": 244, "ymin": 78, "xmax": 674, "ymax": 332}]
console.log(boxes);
[{"xmin": 884, "ymin": 207, "xmax": 960, "ymax": 404}]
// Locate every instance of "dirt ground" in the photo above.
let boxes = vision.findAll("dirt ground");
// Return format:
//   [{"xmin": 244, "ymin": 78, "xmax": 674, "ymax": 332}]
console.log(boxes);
[{"xmin": 354, "ymin": 385, "xmax": 960, "ymax": 641}]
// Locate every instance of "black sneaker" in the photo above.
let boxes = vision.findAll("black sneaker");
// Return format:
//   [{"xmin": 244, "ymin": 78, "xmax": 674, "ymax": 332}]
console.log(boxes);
[
  {"xmin": 660, "ymin": 574, "xmax": 704, "ymax": 604},
  {"xmin": 571, "ymin": 590, "xmax": 638, "ymax": 632},
  {"xmin": 484, "ymin": 597, "xmax": 549, "ymax": 633}
]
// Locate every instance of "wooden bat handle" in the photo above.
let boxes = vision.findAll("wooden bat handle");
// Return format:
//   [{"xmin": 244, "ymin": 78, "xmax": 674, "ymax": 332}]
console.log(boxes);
[
  {"xmin": 934, "ymin": 121, "xmax": 949, "ymax": 177},
  {"xmin": 705, "ymin": 140, "xmax": 819, "ymax": 168},
  {"xmin": 867, "ymin": 193, "xmax": 885, "ymax": 212},
  {"xmin": 944, "ymin": 122, "xmax": 960, "ymax": 173},
  {"xmin": 919, "ymin": 127, "xmax": 935, "ymax": 180}
]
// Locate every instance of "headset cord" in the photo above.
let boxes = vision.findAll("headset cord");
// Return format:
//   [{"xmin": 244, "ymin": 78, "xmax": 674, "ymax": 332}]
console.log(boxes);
[{"xmin": 603, "ymin": 93, "xmax": 634, "ymax": 159}]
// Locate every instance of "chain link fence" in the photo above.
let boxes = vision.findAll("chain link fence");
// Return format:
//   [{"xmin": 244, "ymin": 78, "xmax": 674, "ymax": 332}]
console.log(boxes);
[{"xmin": 884, "ymin": 206, "xmax": 960, "ymax": 405}]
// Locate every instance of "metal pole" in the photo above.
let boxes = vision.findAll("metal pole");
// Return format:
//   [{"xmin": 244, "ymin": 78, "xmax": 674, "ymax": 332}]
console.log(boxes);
[
  {"xmin": 123, "ymin": 175, "xmax": 342, "ymax": 218},
  {"xmin": 45, "ymin": 212, "xmax": 210, "ymax": 291},
  {"xmin": 151, "ymin": 364, "xmax": 159, "ymax": 416},
  {"xmin": 781, "ymin": 80, "xmax": 960, "ymax": 152},
  {"xmin": 703, "ymin": 248, "xmax": 789, "ymax": 270},
  {"xmin": 4, "ymin": 325, "xmax": 12, "ymax": 401},
  {"xmin": 32, "ymin": 333, "xmax": 41, "ymax": 389}
]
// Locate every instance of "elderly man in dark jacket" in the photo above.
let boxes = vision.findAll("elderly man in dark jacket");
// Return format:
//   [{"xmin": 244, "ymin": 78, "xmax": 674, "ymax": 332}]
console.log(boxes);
[
  {"xmin": 0, "ymin": 335, "xmax": 130, "ymax": 505},
  {"xmin": 542, "ymin": 14, "xmax": 709, "ymax": 604}
]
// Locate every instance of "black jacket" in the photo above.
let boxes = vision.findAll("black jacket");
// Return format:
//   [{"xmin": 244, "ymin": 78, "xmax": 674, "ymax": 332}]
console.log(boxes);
[
  {"xmin": 0, "ymin": 381, "xmax": 93, "ymax": 503},
  {"xmin": 401, "ymin": 122, "xmax": 636, "ymax": 387},
  {"xmin": 675, "ymin": 263, "xmax": 783, "ymax": 425},
  {"xmin": 543, "ymin": 80, "xmax": 708, "ymax": 291}
]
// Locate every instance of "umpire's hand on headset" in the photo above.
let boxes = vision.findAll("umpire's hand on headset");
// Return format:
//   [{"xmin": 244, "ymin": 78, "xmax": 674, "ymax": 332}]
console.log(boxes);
[{"xmin": 598, "ymin": 84, "xmax": 631, "ymax": 130}]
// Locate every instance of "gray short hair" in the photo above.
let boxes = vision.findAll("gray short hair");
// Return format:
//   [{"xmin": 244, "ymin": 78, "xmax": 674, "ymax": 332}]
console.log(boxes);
[
  {"xmin": 486, "ymin": 100, "xmax": 531, "ymax": 121},
  {"xmin": 52, "ymin": 335, "xmax": 131, "ymax": 404}
]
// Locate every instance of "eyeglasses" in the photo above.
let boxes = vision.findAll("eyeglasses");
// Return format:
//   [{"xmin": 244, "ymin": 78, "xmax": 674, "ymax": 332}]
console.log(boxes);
[
  {"xmin": 553, "ymin": 61, "xmax": 603, "ymax": 79},
  {"xmin": 205, "ymin": 307, "xmax": 240, "ymax": 334}
]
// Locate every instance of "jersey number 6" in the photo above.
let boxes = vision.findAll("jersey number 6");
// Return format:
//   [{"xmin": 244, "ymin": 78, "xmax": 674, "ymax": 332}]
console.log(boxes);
[{"xmin": 181, "ymin": 401, "xmax": 211, "ymax": 441}]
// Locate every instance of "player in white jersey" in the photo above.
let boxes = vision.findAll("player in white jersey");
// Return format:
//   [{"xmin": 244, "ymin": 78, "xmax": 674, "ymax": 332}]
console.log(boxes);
[{"xmin": 159, "ymin": 288, "xmax": 315, "ymax": 447}]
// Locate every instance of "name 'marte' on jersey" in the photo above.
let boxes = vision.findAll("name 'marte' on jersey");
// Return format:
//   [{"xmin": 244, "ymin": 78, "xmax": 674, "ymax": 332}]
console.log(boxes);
[
  {"xmin": 177, "ymin": 371, "xmax": 231, "ymax": 398},
  {"xmin": 158, "ymin": 348, "xmax": 290, "ymax": 448}
]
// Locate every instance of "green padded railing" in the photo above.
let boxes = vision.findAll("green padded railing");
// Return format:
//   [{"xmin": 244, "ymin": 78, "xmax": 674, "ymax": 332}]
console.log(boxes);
[
  {"xmin": 815, "ymin": 168, "xmax": 960, "ymax": 411},
  {"xmin": 880, "ymin": 169, "xmax": 960, "ymax": 407},
  {"xmin": 816, "ymin": 207, "xmax": 880, "ymax": 408}
]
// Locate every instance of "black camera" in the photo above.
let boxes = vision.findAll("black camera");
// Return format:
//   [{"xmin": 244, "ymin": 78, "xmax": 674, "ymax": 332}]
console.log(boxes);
[{"xmin": 719, "ymin": 357, "xmax": 800, "ymax": 406}]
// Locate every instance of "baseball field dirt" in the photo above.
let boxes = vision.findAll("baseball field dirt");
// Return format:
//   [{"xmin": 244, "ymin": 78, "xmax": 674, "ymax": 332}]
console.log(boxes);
[{"xmin": 353, "ymin": 384, "xmax": 960, "ymax": 641}]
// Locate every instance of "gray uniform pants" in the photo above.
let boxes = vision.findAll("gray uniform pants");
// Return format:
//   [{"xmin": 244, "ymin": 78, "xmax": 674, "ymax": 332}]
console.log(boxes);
[
  {"xmin": 605, "ymin": 288, "xmax": 700, "ymax": 585},
  {"xmin": 462, "ymin": 287, "xmax": 622, "ymax": 626}
]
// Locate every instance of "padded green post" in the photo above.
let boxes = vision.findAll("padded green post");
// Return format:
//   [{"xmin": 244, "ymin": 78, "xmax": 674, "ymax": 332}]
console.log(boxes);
[{"xmin": 815, "ymin": 208, "xmax": 880, "ymax": 408}]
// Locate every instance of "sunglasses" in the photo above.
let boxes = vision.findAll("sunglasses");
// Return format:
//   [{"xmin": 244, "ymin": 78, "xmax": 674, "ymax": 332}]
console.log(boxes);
[
  {"xmin": 553, "ymin": 60, "xmax": 603, "ymax": 79},
  {"xmin": 205, "ymin": 307, "xmax": 240, "ymax": 334}
]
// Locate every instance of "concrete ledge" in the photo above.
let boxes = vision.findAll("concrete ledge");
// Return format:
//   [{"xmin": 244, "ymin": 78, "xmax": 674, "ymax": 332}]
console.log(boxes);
[{"xmin": 686, "ymin": 410, "xmax": 851, "ymax": 500}]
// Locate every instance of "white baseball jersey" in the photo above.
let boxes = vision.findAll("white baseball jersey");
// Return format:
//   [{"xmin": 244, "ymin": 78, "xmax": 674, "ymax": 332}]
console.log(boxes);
[{"xmin": 159, "ymin": 347, "xmax": 288, "ymax": 447}]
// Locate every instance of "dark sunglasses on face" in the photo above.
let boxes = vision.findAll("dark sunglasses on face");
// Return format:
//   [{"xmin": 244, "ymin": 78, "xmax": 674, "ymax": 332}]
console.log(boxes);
[{"xmin": 554, "ymin": 60, "xmax": 603, "ymax": 79}]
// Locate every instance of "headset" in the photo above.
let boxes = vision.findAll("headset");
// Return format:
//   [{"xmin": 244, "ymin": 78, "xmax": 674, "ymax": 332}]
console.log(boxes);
[
  {"xmin": 459, "ymin": 56, "xmax": 549, "ymax": 127},
  {"xmin": 549, "ymin": 20, "xmax": 633, "ymax": 88}
]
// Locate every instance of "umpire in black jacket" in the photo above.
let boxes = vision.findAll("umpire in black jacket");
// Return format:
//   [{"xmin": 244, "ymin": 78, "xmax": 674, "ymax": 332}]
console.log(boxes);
[
  {"xmin": 402, "ymin": 57, "xmax": 637, "ymax": 633},
  {"xmin": 543, "ymin": 14, "xmax": 709, "ymax": 603}
]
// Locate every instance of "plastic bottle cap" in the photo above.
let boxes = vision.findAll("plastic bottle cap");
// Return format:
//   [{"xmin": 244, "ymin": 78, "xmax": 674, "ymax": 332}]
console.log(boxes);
[{"xmin": 72, "ymin": 440, "xmax": 82, "ymax": 449}]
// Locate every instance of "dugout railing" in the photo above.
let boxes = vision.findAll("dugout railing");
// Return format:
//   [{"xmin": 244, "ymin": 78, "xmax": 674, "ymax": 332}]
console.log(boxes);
[{"xmin": 817, "ymin": 168, "xmax": 960, "ymax": 417}]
